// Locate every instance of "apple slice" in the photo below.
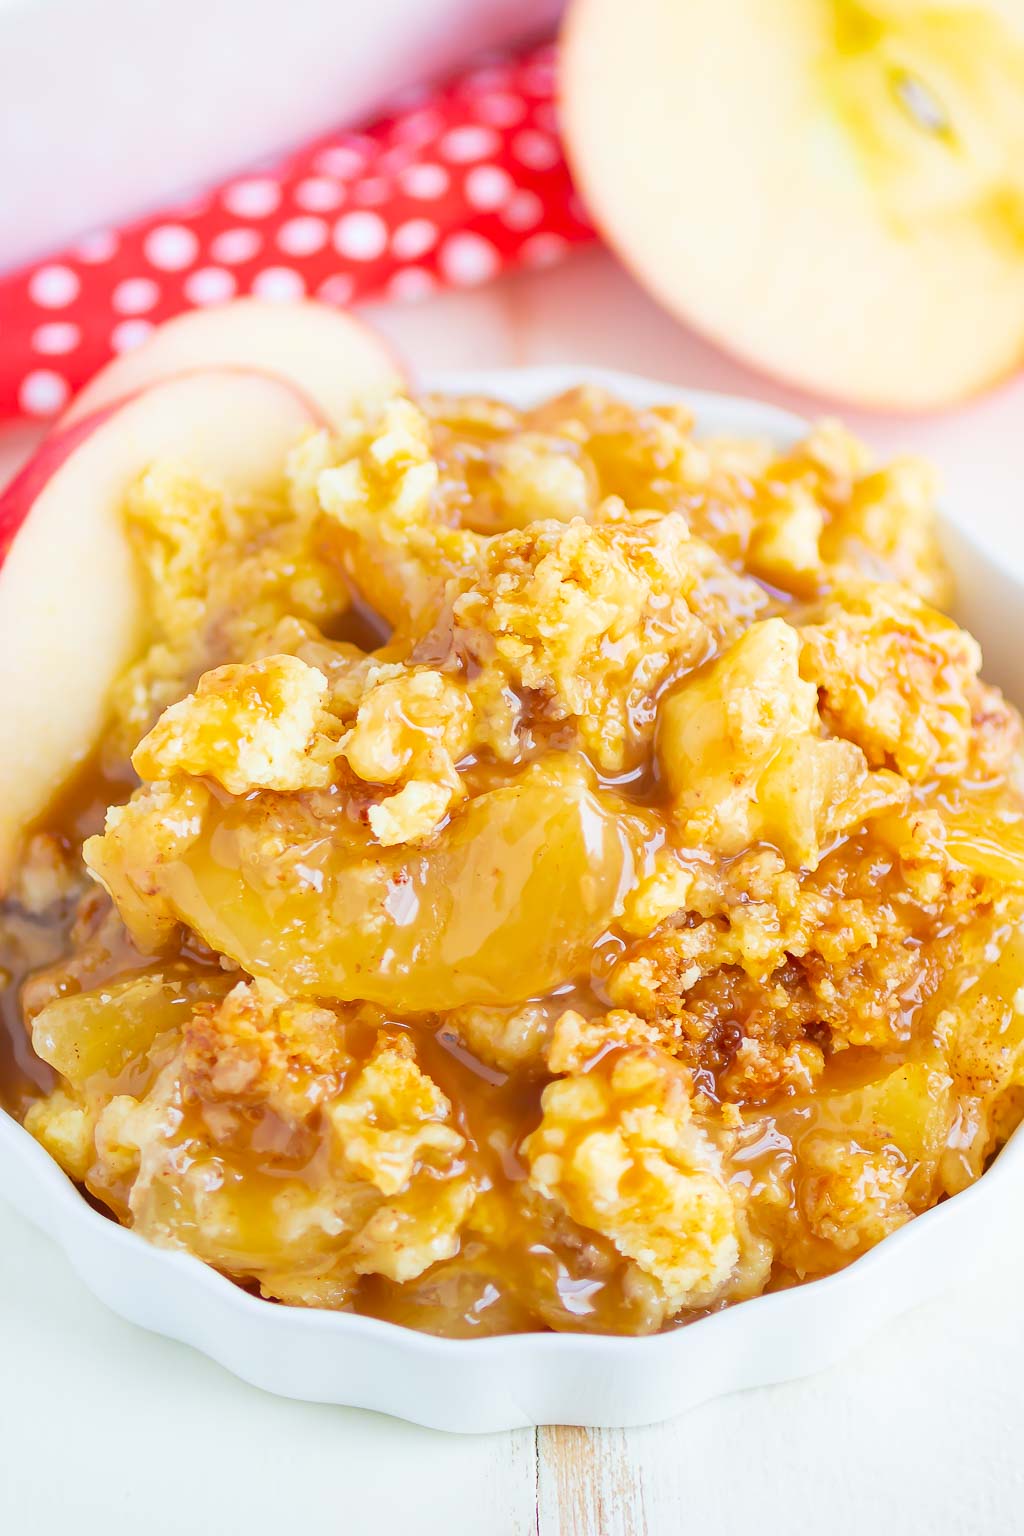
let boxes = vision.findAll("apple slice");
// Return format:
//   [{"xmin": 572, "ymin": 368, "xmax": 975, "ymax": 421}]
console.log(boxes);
[
  {"xmin": 562, "ymin": 0, "xmax": 1024, "ymax": 410},
  {"xmin": 62, "ymin": 299, "xmax": 405, "ymax": 429},
  {"xmin": 0, "ymin": 369, "xmax": 323, "ymax": 889}
]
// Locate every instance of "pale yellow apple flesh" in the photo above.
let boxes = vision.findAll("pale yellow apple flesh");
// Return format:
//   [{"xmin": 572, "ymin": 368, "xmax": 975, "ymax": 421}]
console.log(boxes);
[
  {"xmin": 61, "ymin": 299, "xmax": 405, "ymax": 429},
  {"xmin": 0, "ymin": 369, "xmax": 323, "ymax": 889},
  {"xmin": 562, "ymin": 0, "xmax": 1024, "ymax": 409},
  {"xmin": 108, "ymin": 762, "xmax": 636, "ymax": 1010}
]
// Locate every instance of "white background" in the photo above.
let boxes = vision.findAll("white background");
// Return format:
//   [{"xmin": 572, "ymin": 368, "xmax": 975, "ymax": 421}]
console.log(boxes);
[
  {"xmin": 0, "ymin": 0, "xmax": 562, "ymax": 267},
  {"xmin": 2, "ymin": 247, "xmax": 1024, "ymax": 1533}
]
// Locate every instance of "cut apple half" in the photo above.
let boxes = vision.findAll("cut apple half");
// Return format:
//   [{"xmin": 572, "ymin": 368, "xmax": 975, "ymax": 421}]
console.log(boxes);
[
  {"xmin": 562, "ymin": 0, "xmax": 1024, "ymax": 410},
  {"xmin": 0, "ymin": 369, "xmax": 323, "ymax": 889},
  {"xmin": 62, "ymin": 299, "xmax": 405, "ymax": 429}
]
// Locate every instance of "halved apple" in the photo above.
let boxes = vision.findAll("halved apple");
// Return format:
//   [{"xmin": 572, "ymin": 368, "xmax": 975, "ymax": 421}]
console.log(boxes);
[
  {"xmin": 0, "ymin": 369, "xmax": 324, "ymax": 889},
  {"xmin": 562, "ymin": 0, "xmax": 1024, "ymax": 409},
  {"xmin": 62, "ymin": 299, "xmax": 405, "ymax": 429}
]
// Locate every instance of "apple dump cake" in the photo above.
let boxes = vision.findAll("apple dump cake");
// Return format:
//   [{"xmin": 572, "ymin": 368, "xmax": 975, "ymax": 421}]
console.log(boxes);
[{"xmin": 2, "ymin": 387, "xmax": 1023, "ymax": 1337}]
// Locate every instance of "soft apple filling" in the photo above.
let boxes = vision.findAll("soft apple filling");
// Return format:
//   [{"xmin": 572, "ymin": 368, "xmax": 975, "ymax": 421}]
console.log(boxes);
[{"xmin": 3, "ymin": 386, "xmax": 1024, "ymax": 1337}]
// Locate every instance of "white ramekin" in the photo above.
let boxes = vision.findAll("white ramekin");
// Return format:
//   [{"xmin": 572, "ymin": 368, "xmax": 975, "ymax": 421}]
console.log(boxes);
[{"xmin": 1, "ymin": 364, "xmax": 1019, "ymax": 1432}]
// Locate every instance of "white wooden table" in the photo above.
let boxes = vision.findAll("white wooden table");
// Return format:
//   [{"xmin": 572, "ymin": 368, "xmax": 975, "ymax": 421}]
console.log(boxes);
[{"xmin": 3, "ymin": 248, "xmax": 1024, "ymax": 1534}]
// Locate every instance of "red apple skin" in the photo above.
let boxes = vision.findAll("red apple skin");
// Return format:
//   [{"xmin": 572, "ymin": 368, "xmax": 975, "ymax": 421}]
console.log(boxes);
[
  {"xmin": 1, "ymin": 367, "xmax": 328, "ymax": 567},
  {"xmin": 0, "ymin": 367, "xmax": 328, "ymax": 890},
  {"xmin": 0, "ymin": 411, "xmax": 101, "ymax": 564},
  {"xmin": 60, "ymin": 299, "xmax": 407, "ymax": 430}
]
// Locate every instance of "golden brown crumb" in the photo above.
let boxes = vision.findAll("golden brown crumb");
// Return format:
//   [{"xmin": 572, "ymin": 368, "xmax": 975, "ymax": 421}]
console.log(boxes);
[
  {"xmin": 658, "ymin": 617, "xmax": 906, "ymax": 866},
  {"xmin": 182, "ymin": 977, "xmax": 348, "ymax": 1115},
  {"xmin": 133, "ymin": 654, "xmax": 335, "ymax": 794},
  {"xmin": 523, "ymin": 1049, "xmax": 744, "ymax": 1311},
  {"xmin": 800, "ymin": 582, "xmax": 986, "ymax": 781},
  {"xmin": 8, "ymin": 384, "xmax": 1024, "ymax": 1340}
]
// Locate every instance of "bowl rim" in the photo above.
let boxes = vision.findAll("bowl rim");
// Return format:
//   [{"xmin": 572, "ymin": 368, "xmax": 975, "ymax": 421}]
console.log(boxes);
[
  {"xmin": 3, "ymin": 1064, "xmax": 1022, "ymax": 1361},
  {"xmin": 1, "ymin": 361, "xmax": 1019, "ymax": 1422}
]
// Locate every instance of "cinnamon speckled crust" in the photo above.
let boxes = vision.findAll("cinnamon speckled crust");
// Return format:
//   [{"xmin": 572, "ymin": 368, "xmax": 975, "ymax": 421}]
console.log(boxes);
[{"xmin": 7, "ymin": 385, "xmax": 1024, "ymax": 1337}]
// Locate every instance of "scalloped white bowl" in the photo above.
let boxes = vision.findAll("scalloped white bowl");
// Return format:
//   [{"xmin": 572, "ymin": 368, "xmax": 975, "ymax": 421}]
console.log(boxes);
[{"xmin": 1, "ymin": 364, "xmax": 1020, "ymax": 1433}]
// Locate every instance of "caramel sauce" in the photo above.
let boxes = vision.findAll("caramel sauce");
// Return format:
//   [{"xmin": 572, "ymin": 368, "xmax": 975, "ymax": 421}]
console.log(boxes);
[
  {"xmin": 0, "ymin": 755, "xmax": 135, "ymax": 1115},
  {"xmin": 4, "ymin": 739, "xmax": 1020, "ymax": 1335},
  {"xmin": 0, "ymin": 911, "xmax": 62, "ymax": 1114},
  {"xmin": 4, "ymin": 387, "xmax": 1024, "ymax": 1337}
]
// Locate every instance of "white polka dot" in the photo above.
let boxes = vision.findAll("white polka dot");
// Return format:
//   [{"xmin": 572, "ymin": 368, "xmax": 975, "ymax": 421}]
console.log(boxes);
[
  {"xmin": 29, "ymin": 265, "xmax": 80, "ymax": 309},
  {"xmin": 75, "ymin": 230, "xmax": 118, "ymax": 264},
  {"xmin": 500, "ymin": 189, "xmax": 544, "ymax": 231},
  {"xmin": 315, "ymin": 145, "xmax": 366, "ymax": 180},
  {"xmin": 144, "ymin": 224, "xmax": 199, "ymax": 271},
  {"xmin": 391, "ymin": 218, "xmax": 438, "ymax": 261},
  {"xmin": 387, "ymin": 267, "xmax": 436, "ymax": 303},
  {"xmin": 31, "ymin": 322, "xmax": 80, "ymax": 356},
  {"xmin": 520, "ymin": 233, "xmax": 569, "ymax": 269},
  {"xmin": 439, "ymin": 125, "xmax": 500, "ymax": 164},
  {"xmin": 112, "ymin": 277, "xmax": 160, "ymax": 315},
  {"xmin": 19, "ymin": 369, "xmax": 69, "ymax": 416},
  {"xmin": 251, "ymin": 266, "xmax": 306, "ymax": 302},
  {"xmin": 391, "ymin": 108, "xmax": 444, "ymax": 147},
  {"xmin": 317, "ymin": 273, "xmax": 356, "ymax": 307},
  {"xmin": 276, "ymin": 216, "xmax": 329, "ymax": 257},
  {"xmin": 111, "ymin": 319, "xmax": 155, "ymax": 353},
  {"xmin": 464, "ymin": 164, "xmax": 514, "ymax": 211},
  {"xmin": 333, "ymin": 210, "xmax": 388, "ymax": 261},
  {"xmin": 222, "ymin": 178, "xmax": 281, "ymax": 219},
  {"xmin": 210, "ymin": 228, "xmax": 262, "ymax": 265},
  {"xmin": 472, "ymin": 91, "xmax": 526, "ymax": 128},
  {"xmin": 511, "ymin": 129, "xmax": 560, "ymax": 170},
  {"xmin": 534, "ymin": 102, "xmax": 559, "ymax": 135},
  {"xmin": 399, "ymin": 163, "xmax": 449, "ymax": 200},
  {"xmin": 184, "ymin": 267, "xmax": 237, "ymax": 305},
  {"xmin": 439, "ymin": 232, "xmax": 500, "ymax": 287},
  {"xmin": 294, "ymin": 177, "xmax": 344, "ymax": 213}
]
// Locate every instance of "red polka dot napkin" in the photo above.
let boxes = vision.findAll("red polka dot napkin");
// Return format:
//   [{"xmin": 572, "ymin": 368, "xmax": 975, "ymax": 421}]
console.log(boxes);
[{"xmin": 0, "ymin": 40, "xmax": 593, "ymax": 424}]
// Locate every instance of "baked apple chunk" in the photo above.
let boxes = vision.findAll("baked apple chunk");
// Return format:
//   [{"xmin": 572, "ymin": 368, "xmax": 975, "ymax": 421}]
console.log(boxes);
[{"xmin": 4, "ymin": 377, "xmax": 1024, "ymax": 1337}]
